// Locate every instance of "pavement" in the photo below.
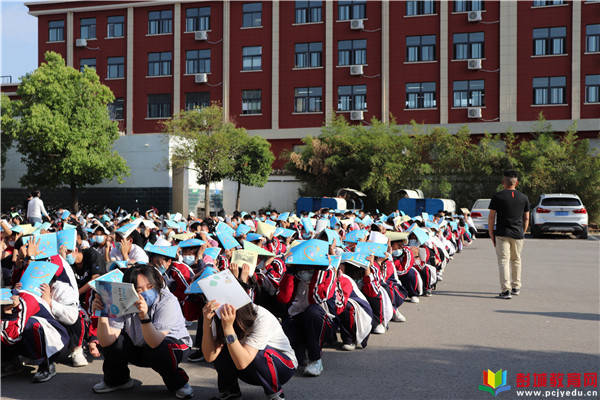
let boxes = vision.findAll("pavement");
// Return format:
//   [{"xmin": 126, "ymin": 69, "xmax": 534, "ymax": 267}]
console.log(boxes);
[{"xmin": 2, "ymin": 237, "xmax": 599, "ymax": 400}]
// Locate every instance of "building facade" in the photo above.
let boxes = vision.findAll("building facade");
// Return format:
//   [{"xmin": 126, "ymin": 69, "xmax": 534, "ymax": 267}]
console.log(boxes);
[{"xmin": 2, "ymin": 0, "xmax": 599, "ymax": 214}]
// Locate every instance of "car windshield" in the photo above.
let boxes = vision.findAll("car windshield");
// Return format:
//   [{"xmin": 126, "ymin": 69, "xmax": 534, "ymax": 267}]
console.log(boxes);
[
  {"xmin": 472, "ymin": 199, "xmax": 491, "ymax": 209},
  {"xmin": 541, "ymin": 197, "xmax": 581, "ymax": 207}
]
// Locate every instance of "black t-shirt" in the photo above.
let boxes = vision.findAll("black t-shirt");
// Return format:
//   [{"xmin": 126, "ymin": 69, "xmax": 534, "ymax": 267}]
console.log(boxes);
[
  {"xmin": 73, "ymin": 248, "xmax": 106, "ymax": 288},
  {"xmin": 489, "ymin": 189, "xmax": 530, "ymax": 239}
]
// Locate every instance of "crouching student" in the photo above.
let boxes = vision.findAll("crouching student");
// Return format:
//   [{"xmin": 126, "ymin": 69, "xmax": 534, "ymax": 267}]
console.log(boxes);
[
  {"xmin": 202, "ymin": 301, "xmax": 297, "ymax": 400},
  {"xmin": 1, "ymin": 289, "xmax": 70, "ymax": 383},
  {"xmin": 335, "ymin": 264, "xmax": 373, "ymax": 351},
  {"xmin": 92, "ymin": 264, "xmax": 193, "ymax": 399},
  {"xmin": 278, "ymin": 239, "xmax": 337, "ymax": 377}
]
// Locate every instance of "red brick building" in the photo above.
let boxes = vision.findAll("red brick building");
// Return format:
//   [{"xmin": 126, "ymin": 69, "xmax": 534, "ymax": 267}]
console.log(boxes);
[{"xmin": 16, "ymin": 1, "xmax": 600, "ymax": 167}]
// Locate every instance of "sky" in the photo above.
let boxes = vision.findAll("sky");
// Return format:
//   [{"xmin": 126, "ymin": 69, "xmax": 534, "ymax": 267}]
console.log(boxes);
[{"xmin": 1, "ymin": 0, "xmax": 38, "ymax": 84}]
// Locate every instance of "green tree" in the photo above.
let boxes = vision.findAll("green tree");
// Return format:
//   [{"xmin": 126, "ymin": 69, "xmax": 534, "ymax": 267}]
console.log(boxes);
[
  {"xmin": 6, "ymin": 52, "xmax": 129, "ymax": 212},
  {"xmin": 1, "ymin": 94, "xmax": 17, "ymax": 180},
  {"xmin": 163, "ymin": 104, "xmax": 245, "ymax": 217},
  {"xmin": 229, "ymin": 135, "xmax": 274, "ymax": 211}
]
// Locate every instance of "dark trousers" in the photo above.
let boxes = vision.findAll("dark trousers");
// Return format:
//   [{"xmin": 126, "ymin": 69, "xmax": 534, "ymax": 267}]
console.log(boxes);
[
  {"xmin": 365, "ymin": 292, "xmax": 384, "ymax": 326},
  {"xmin": 214, "ymin": 345, "xmax": 296, "ymax": 395},
  {"xmin": 100, "ymin": 332, "xmax": 190, "ymax": 391},
  {"xmin": 282, "ymin": 304, "xmax": 332, "ymax": 365},
  {"xmin": 399, "ymin": 268, "xmax": 420, "ymax": 297},
  {"xmin": 418, "ymin": 266, "xmax": 433, "ymax": 290},
  {"xmin": 383, "ymin": 281, "xmax": 406, "ymax": 309},
  {"xmin": 2, "ymin": 319, "xmax": 69, "ymax": 367},
  {"xmin": 64, "ymin": 311, "xmax": 88, "ymax": 350}
]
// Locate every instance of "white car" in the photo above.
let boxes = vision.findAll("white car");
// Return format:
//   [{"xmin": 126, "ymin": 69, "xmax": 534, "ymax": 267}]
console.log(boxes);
[
  {"xmin": 531, "ymin": 194, "xmax": 588, "ymax": 239},
  {"xmin": 470, "ymin": 198, "xmax": 491, "ymax": 234}
]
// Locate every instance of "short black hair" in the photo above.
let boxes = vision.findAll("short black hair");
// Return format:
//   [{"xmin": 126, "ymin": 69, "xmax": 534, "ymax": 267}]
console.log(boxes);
[{"xmin": 503, "ymin": 170, "xmax": 518, "ymax": 178}]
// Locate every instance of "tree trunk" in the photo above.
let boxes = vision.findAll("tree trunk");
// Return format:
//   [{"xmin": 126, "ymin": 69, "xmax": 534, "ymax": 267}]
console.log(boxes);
[
  {"xmin": 236, "ymin": 181, "xmax": 241, "ymax": 212},
  {"xmin": 70, "ymin": 185, "xmax": 79, "ymax": 213},
  {"xmin": 204, "ymin": 181, "xmax": 211, "ymax": 218}
]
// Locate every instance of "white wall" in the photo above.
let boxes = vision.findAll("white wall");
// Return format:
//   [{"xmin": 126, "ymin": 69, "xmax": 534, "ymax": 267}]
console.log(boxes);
[
  {"xmin": 222, "ymin": 175, "xmax": 303, "ymax": 214},
  {"xmin": 1, "ymin": 133, "xmax": 172, "ymax": 188}
]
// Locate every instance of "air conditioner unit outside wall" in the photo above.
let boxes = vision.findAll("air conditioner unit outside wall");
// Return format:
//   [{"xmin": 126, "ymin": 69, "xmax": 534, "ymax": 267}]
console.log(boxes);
[
  {"xmin": 468, "ymin": 59, "xmax": 482, "ymax": 70},
  {"xmin": 467, "ymin": 107, "xmax": 482, "ymax": 118},
  {"xmin": 195, "ymin": 73, "xmax": 207, "ymax": 83},
  {"xmin": 350, "ymin": 19, "xmax": 364, "ymax": 30},
  {"xmin": 350, "ymin": 110, "xmax": 364, "ymax": 121},
  {"xmin": 468, "ymin": 11, "xmax": 482, "ymax": 22},
  {"xmin": 350, "ymin": 65, "xmax": 364, "ymax": 75}
]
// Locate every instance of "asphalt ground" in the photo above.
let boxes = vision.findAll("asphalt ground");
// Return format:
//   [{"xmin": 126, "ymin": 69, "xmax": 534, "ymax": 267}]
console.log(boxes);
[{"xmin": 2, "ymin": 236, "xmax": 599, "ymax": 400}]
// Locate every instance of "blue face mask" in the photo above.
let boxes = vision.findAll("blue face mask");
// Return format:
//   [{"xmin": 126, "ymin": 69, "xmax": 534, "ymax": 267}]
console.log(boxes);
[
  {"xmin": 182, "ymin": 255, "xmax": 196, "ymax": 265},
  {"xmin": 141, "ymin": 288, "xmax": 158, "ymax": 307},
  {"xmin": 93, "ymin": 235, "xmax": 104, "ymax": 244},
  {"xmin": 66, "ymin": 253, "xmax": 76, "ymax": 265}
]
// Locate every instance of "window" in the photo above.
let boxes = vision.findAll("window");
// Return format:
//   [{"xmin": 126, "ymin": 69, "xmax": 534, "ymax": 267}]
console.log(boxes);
[
  {"xmin": 186, "ymin": 7, "xmax": 210, "ymax": 32},
  {"xmin": 242, "ymin": 46, "xmax": 262, "ymax": 70},
  {"xmin": 406, "ymin": 0, "xmax": 436, "ymax": 16},
  {"xmin": 586, "ymin": 24, "xmax": 600, "ymax": 53},
  {"xmin": 107, "ymin": 16, "xmax": 124, "ymax": 38},
  {"xmin": 453, "ymin": 80, "xmax": 485, "ymax": 107},
  {"xmin": 585, "ymin": 75, "xmax": 600, "ymax": 103},
  {"xmin": 454, "ymin": 0, "xmax": 484, "ymax": 12},
  {"xmin": 296, "ymin": 1, "xmax": 322, "ymax": 23},
  {"xmin": 185, "ymin": 92, "xmax": 210, "ymax": 110},
  {"xmin": 242, "ymin": 90, "xmax": 262, "ymax": 114},
  {"xmin": 406, "ymin": 82, "xmax": 436, "ymax": 109},
  {"xmin": 337, "ymin": 85, "xmax": 367, "ymax": 111},
  {"xmin": 406, "ymin": 35, "xmax": 436, "ymax": 62},
  {"xmin": 453, "ymin": 32, "xmax": 484, "ymax": 59},
  {"xmin": 80, "ymin": 18, "xmax": 96, "ymax": 39},
  {"xmin": 148, "ymin": 52, "xmax": 172, "ymax": 76},
  {"xmin": 338, "ymin": 39, "xmax": 367, "ymax": 65},
  {"xmin": 533, "ymin": 0, "xmax": 564, "ymax": 6},
  {"xmin": 338, "ymin": 1, "xmax": 366, "ymax": 20},
  {"xmin": 148, "ymin": 10, "xmax": 172, "ymax": 34},
  {"xmin": 79, "ymin": 58, "xmax": 96, "ymax": 72},
  {"xmin": 186, "ymin": 50, "xmax": 211, "ymax": 74},
  {"xmin": 533, "ymin": 76, "xmax": 566, "ymax": 105},
  {"xmin": 108, "ymin": 98, "xmax": 124, "ymax": 120},
  {"xmin": 148, "ymin": 94, "xmax": 171, "ymax": 118},
  {"xmin": 242, "ymin": 3, "xmax": 262, "ymax": 27},
  {"xmin": 107, "ymin": 57, "xmax": 124, "ymax": 78},
  {"xmin": 294, "ymin": 87, "xmax": 322, "ymax": 112},
  {"xmin": 48, "ymin": 20, "xmax": 64, "ymax": 41},
  {"xmin": 533, "ymin": 27, "xmax": 566, "ymax": 55},
  {"xmin": 295, "ymin": 42, "xmax": 322, "ymax": 68}
]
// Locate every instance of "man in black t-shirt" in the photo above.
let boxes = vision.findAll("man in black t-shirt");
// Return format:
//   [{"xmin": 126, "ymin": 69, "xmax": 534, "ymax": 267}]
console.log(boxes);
[{"xmin": 488, "ymin": 170, "xmax": 530, "ymax": 299}]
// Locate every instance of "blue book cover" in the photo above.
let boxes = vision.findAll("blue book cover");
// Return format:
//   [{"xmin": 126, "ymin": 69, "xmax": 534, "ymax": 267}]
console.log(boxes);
[
  {"xmin": 19, "ymin": 261, "xmax": 60, "ymax": 296},
  {"xmin": 22, "ymin": 233, "xmax": 58, "ymax": 260}
]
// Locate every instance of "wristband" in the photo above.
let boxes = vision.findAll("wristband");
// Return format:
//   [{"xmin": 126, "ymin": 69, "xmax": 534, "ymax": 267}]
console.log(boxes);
[{"xmin": 140, "ymin": 318, "xmax": 152, "ymax": 324}]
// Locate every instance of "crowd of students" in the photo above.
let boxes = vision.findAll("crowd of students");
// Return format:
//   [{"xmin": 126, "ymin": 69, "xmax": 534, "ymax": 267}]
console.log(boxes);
[{"xmin": 1, "ymin": 204, "xmax": 475, "ymax": 399}]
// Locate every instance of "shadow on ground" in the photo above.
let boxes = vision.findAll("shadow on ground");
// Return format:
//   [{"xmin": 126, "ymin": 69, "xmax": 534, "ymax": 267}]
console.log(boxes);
[{"xmin": 496, "ymin": 310, "xmax": 600, "ymax": 322}]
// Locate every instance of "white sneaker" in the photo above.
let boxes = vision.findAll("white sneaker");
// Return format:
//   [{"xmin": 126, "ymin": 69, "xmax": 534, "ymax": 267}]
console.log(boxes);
[
  {"xmin": 175, "ymin": 382, "xmax": 194, "ymax": 399},
  {"xmin": 341, "ymin": 343, "xmax": 356, "ymax": 351},
  {"xmin": 303, "ymin": 359, "xmax": 323, "ymax": 377},
  {"xmin": 392, "ymin": 309, "xmax": 406, "ymax": 322},
  {"xmin": 409, "ymin": 296, "xmax": 420, "ymax": 303},
  {"xmin": 92, "ymin": 379, "xmax": 134, "ymax": 393},
  {"xmin": 372, "ymin": 324, "xmax": 386, "ymax": 334},
  {"xmin": 437, "ymin": 274, "xmax": 443, "ymax": 281},
  {"xmin": 70, "ymin": 347, "xmax": 88, "ymax": 367}
]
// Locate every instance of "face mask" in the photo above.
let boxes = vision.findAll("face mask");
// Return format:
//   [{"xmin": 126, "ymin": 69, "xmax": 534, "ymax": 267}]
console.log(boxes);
[
  {"xmin": 392, "ymin": 249, "xmax": 402, "ymax": 257},
  {"xmin": 141, "ymin": 288, "xmax": 158, "ymax": 307},
  {"xmin": 260, "ymin": 217, "xmax": 266, "ymax": 222},
  {"xmin": 182, "ymin": 255, "xmax": 196, "ymax": 265},
  {"xmin": 66, "ymin": 253, "xmax": 76, "ymax": 265},
  {"xmin": 296, "ymin": 270, "xmax": 313, "ymax": 282},
  {"xmin": 408, "ymin": 240, "xmax": 419, "ymax": 247},
  {"xmin": 93, "ymin": 235, "xmax": 104, "ymax": 244}
]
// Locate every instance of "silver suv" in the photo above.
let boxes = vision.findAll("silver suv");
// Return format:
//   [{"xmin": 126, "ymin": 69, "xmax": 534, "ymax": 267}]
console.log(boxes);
[{"xmin": 531, "ymin": 194, "xmax": 588, "ymax": 239}]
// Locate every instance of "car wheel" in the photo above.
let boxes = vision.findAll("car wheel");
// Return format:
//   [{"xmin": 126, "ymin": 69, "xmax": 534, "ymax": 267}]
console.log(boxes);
[
  {"xmin": 532, "ymin": 226, "xmax": 542, "ymax": 238},
  {"xmin": 578, "ymin": 227, "xmax": 588, "ymax": 240}
]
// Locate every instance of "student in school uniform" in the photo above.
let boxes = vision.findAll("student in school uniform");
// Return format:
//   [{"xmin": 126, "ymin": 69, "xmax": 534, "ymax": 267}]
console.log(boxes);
[
  {"xmin": 109, "ymin": 224, "xmax": 149, "ymax": 264},
  {"xmin": 202, "ymin": 301, "xmax": 297, "ymax": 400},
  {"xmin": 2, "ymin": 288, "xmax": 71, "ymax": 383},
  {"xmin": 277, "ymin": 240, "xmax": 337, "ymax": 377},
  {"xmin": 92, "ymin": 264, "xmax": 193, "ymax": 399},
  {"xmin": 145, "ymin": 244, "xmax": 194, "ymax": 307}
]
